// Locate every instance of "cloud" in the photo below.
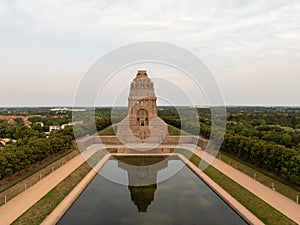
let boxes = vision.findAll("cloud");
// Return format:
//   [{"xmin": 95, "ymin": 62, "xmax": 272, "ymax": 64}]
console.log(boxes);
[
  {"xmin": 2, "ymin": 0, "xmax": 299, "ymax": 48},
  {"xmin": 0, "ymin": 0, "xmax": 299, "ymax": 105},
  {"xmin": 0, "ymin": 0, "xmax": 10, "ymax": 15},
  {"xmin": 218, "ymin": 56, "xmax": 300, "ymax": 105}
]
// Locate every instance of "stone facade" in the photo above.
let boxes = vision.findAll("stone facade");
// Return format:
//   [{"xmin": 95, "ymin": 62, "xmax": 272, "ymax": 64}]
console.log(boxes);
[{"xmin": 117, "ymin": 70, "xmax": 169, "ymax": 144}]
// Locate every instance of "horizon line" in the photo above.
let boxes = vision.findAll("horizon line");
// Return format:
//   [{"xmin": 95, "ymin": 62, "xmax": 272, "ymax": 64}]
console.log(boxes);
[{"xmin": 1, "ymin": 105, "xmax": 300, "ymax": 108}]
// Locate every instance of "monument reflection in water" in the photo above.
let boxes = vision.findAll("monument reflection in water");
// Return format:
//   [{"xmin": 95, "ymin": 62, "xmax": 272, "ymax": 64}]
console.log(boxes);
[
  {"xmin": 58, "ymin": 155, "xmax": 248, "ymax": 225},
  {"xmin": 117, "ymin": 155, "xmax": 168, "ymax": 212}
]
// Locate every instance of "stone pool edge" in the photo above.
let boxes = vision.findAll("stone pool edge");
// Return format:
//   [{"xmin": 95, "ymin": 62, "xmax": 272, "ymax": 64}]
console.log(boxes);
[{"xmin": 42, "ymin": 152, "xmax": 263, "ymax": 225}]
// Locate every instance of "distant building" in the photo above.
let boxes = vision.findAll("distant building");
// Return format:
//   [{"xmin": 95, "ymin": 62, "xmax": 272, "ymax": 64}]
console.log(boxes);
[
  {"xmin": 7, "ymin": 119, "xmax": 17, "ymax": 125},
  {"xmin": 192, "ymin": 105, "xmax": 209, "ymax": 108},
  {"xmin": 60, "ymin": 121, "xmax": 82, "ymax": 129},
  {"xmin": 35, "ymin": 122, "xmax": 44, "ymax": 127},
  {"xmin": 50, "ymin": 108, "xmax": 86, "ymax": 112},
  {"xmin": 49, "ymin": 125, "xmax": 60, "ymax": 133},
  {"xmin": 0, "ymin": 138, "xmax": 16, "ymax": 146},
  {"xmin": 0, "ymin": 115, "xmax": 32, "ymax": 127},
  {"xmin": 49, "ymin": 121, "xmax": 82, "ymax": 133}
]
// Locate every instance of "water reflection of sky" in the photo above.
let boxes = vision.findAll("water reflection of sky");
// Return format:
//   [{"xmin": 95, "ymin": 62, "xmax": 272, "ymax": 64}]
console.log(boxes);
[
  {"xmin": 99, "ymin": 160, "xmax": 129, "ymax": 184},
  {"xmin": 99, "ymin": 156, "xmax": 185, "ymax": 186},
  {"xmin": 157, "ymin": 160, "xmax": 184, "ymax": 183},
  {"xmin": 58, "ymin": 156, "xmax": 248, "ymax": 225}
]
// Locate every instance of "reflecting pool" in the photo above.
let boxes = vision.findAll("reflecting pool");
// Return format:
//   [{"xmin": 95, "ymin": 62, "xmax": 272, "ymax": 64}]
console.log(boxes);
[{"xmin": 58, "ymin": 155, "xmax": 248, "ymax": 225}]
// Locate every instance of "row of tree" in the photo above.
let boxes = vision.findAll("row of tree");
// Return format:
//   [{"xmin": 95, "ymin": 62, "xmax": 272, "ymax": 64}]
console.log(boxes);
[
  {"xmin": 221, "ymin": 133, "xmax": 300, "ymax": 184},
  {"xmin": 226, "ymin": 122, "xmax": 300, "ymax": 148},
  {"xmin": 0, "ymin": 126, "xmax": 74, "ymax": 179}
]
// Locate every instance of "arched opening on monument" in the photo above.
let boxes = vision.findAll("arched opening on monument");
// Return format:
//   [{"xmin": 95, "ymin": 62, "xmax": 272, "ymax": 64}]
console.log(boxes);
[{"xmin": 137, "ymin": 109, "xmax": 148, "ymax": 126}]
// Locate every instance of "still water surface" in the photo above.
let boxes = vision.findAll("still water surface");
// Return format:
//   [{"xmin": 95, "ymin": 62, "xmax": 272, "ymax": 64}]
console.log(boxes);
[{"xmin": 58, "ymin": 155, "xmax": 248, "ymax": 225}]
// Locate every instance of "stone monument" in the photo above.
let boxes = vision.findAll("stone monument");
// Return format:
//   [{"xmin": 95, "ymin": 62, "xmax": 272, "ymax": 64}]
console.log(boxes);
[{"xmin": 117, "ymin": 70, "xmax": 169, "ymax": 145}]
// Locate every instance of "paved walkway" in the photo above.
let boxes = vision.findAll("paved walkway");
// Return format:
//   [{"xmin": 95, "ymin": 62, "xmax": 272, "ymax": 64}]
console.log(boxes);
[{"xmin": 0, "ymin": 149, "xmax": 96, "ymax": 225}]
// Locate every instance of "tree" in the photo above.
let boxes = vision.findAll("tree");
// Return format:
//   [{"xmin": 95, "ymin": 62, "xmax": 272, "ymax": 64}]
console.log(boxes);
[
  {"xmin": 0, "ymin": 154, "xmax": 8, "ymax": 179},
  {"xmin": 13, "ymin": 118, "xmax": 24, "ymax": 125}
]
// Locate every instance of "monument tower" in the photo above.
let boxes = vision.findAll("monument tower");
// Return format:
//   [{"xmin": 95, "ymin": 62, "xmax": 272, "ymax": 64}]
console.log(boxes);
[{"xmin": 117, "ymin": 70, "xmax": 169, "ymax": 145}]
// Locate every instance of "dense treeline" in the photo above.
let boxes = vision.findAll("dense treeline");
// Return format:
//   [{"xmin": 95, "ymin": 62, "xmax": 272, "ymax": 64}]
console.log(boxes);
[
  {"xmin": 158, "ymin": 106, "xmax": 300, "ymax": 185},
  {"xmin": 95, "ymin": 108, "xmax": 113, "ymax": 130},
  {"xmin": 0, "ymin": 126, "xmax": 74, "ymax": 179},
  {"xmin": 227, "ymin": 107, "xmax": 300, "ymax": 149},
  {"xmin": 0, "ymin": 122, "xmax": 44, "ymax": 141},
  {"xmin": 224, "ymin": 109, "xmax": 300, "ymax": 184},
  {"xmin": 158, "ymin": 107, "xmax": 201, "ymax": 135},
  {"xmin": 158, "ymin": 106, "xmax": 300, "ymax": 148},
  {"xmin": 222, "ymin": 133, "xmax": 300, "ymax": 184},
  {"xmin": 0, "ymin": 108, "xmax": 115, "ymax": 180}
]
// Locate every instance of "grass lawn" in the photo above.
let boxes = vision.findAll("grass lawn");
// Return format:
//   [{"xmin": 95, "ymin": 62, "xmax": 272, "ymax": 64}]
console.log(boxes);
[
  {"xmin": 175, "ymin": 148, "xmax": 297, "ymax": 225},
  {"xmin": 98, "ymin": 124, "xmax": 117, "ymax": 135},
  {"xmin": 168, "ymin": 125, "xmax": 190, "ymax": 135}
]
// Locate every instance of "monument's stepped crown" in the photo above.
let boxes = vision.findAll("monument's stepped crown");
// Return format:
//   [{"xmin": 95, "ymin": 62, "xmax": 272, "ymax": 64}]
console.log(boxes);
[
  {"xmin": 117, "ymin": 70, "xmax": 169, "ymax": 145},
  {"xmin": 129, "ymin": 70, "xmax": 155, "ymax": 98}
]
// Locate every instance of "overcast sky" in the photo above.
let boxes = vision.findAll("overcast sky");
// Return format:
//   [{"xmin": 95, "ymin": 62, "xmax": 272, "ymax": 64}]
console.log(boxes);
[{"xmin": 0, "ymin": 0, "xmax": 299, "ymax": 106}]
